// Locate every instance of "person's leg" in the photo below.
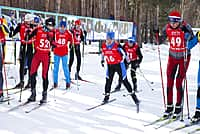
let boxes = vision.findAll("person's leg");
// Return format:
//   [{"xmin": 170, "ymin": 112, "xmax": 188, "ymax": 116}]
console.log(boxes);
[
  {"xmin": 16, "ymin": 45, "xmax": 26, "ymax": 88},
  {"xmin": 40, "ymin": 54, "xmax": 50, "ymax": 103},
  {"xmin": 174, "ymin": 56, "xmax": 190, "ymax": 117},
  {"xmin": 118, "ymin": 62, "xmax": 139, "ymax": 105},
  {"xmin": 164, "ymin": 56, "xmax": 178, "ymax": 117},
  {"xmin": 53, "ymin": 55, "xmax": 60, "ymax": 88},
  {"xmin": 75, "ymin": 45, "xmax": 82, "ymax": 80},
  {"xmin": 25, "ymin": 45, "xmax": 33, "ymax": 88},
  {"xmin": 69, "ymin": 44, "xmax": 74, "ymax": 74},
  {"xmin": 103, "ymin": 64, "xmax": 115, "ymax": 102},
  {"xmin": 62, "ymin": 55, "xmax": 70, "ymax": 88},
  {"xmin": 28, "ymin": 53, "xmax": 40, "ymax": 102},
  {"xmin": 0, "ymin": 45, "xmax": 3, "ymax": 100}
]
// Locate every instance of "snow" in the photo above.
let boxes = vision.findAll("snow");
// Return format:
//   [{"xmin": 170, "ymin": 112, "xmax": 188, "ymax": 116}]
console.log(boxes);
[{"xmin": 1, "ymin": 42, "xmax": 200, "ymax": 134}]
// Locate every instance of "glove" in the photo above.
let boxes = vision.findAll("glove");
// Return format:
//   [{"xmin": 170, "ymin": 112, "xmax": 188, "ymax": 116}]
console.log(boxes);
[
  {"xmin": 135, "ymin": 63, "xmax": 140, "ymax": 68},
  {"xmin": 10, "ymin": 26, "xmax": 14, "ymax": 32},
  {"xmin": 196, "ymin": 31, "xmax": 200, "ymax": 42},
  {"xmin": 26, "ymin": 29, "xmax": 31, "ymax": 34},
  {"xmin": 101, "ymin": 60, "xmax": 104, "ymax": 67}
]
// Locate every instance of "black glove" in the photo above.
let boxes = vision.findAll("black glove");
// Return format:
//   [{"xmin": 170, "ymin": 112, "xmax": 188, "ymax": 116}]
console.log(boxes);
[
  {"xmin": 135, "ymin": 63, "xmax": 140, "ymax": 68},
  {"xmin": 10, "ymin": 26, "xmax": 14, "ymax": 32},
  {"xmin": 26, "ymin": 29, "xmax": 31, "ymax": 35},
  {"xmin": 101, "ymin": 60, "xmax": 104, "ymax": 67},
  {"xmin": 9, "ymin": 32, "xmax": 13, "ymax": 38}
]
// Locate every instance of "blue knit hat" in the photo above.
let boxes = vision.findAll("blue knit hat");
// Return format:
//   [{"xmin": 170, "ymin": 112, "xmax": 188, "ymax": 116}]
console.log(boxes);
[
  {"xmin": 106, "ymin": 32, "xmax": 115, "ymax": 40},
  {"xmin": 128, "ymin": 36, "xmax": 136, "ymax": 44},
  {"xmin": 60, "ymin": 20, "xmax": 67, "ymax": 28}
]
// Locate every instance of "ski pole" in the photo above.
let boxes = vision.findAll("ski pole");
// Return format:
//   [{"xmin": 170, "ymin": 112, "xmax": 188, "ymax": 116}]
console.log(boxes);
[
  {"xmin": 81, "ymin": 28, "xmax": 85, "ymax": 73},
  {"xmin": 131, "ymin": 68, "xmax": 154, "ymax": 90},
  {"xmin": 183, "ymin": 41, "xmax": 190, "ymax": 120},
  {"xmin": 156, "ymin": 33, "xmax": 166, "ymax": 109},
  {"xmin": 132, "ymin": 67, "xmax": 154, "ymax": 84}
]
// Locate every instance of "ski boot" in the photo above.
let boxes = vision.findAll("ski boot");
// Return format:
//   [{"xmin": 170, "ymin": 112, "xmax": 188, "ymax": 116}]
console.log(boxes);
[
  {"xmin": 14, "ymin": 81, "xmax": 24, "ymax": 89},
  {"xmin": 24, "ymin": 81, "xmax": 31, "ymax": 89},
  {"xmin": 103, "ymin": 93, "xmax": 110, "ymax": 103},
  {"xmin": 0, "ymin": 94, "xmax": 4, "ymax": 102},
  {"xmin": 75, "ymin": 72, "xmax": 82, "ymax": 80},
  {"xmin": 54, "ymin": 83, "xmax": 58, "ymax": 88},
  {"xmin": 40, "ymin": 90, "xmax": 47, "ymax": 104},
  {"xmin": 172, "ymin": 105, "xmax": 181, "ymax": 119},
  {"xmin": 163, "ymin": 105, "xmax": 173, "ymax": 118},
  {"xmin": 27, "ymin": 88, "xmax": 36, "ymax": 102},
  {"xmin": 131, "ymin": 92, "xmax": 140, "ymax": 113},
  {"xmin": 191, "ymin": 110, "xmax": 200, "ymax": 123},
  {"xmin": 133, "ymin": 84, "xmax": 138, "ymax": 93},
  {"xmin": 66, "ymin": 83, "xmax": 70, "ymax": 89}
]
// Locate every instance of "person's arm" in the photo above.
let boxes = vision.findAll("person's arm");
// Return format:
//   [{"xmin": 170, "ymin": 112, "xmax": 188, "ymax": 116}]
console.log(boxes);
[
  {"xmin": 136, "ymin": 46, "xmax": 143, "ymax": 64},
  {"xmin": 159, "ymin": 25, "xmax": 168, "ymax": 44},
  {"xmin": 28, "ymin": 28, "xmax": 38, "ymax": 40},
  {"xmin": 11, "ymin": 23, "xmax": 21, "ymax": 37}
]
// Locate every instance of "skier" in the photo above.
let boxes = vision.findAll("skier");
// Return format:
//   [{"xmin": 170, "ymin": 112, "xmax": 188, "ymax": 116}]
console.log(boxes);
[
  {"xmin": 9, "ymin": 13, "xmax": 34, "ymax": 89},
  {"xmin": 115, "ymin": 36, "xmax": 143, "ymax": 92},
  {"xmin": 69, "ymin": 19, "xmax": 84, "ymax": 80},
  {"xmin": 53, "ymin": 19, "xmax": 72, "ymax": 89},
  {"xmin": 187, "ymin": 31, "xmax": 200, "ymax": 122},
  {"xmin": 101, "ymin": 31, "xmax": 140, "ymax": 109},
  {"xmin": 155, "ymin": 10, "xmax": 194, "ymax": 118},
  {"xmin": 27, "ymin": 17, "xmax": 55, "ymax": 103},
  {"xmin": 0, "ymin": 17, "xmax": 9, "ymax": 102}
]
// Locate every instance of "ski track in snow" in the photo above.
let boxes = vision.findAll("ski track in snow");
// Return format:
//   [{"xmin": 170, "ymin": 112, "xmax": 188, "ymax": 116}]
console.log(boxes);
[{"xmin": 1, "ymin": 43, "xmax": 199, "ymax": 134}]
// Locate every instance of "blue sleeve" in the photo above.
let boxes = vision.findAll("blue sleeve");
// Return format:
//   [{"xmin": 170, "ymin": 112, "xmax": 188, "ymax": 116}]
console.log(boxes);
[
  {"xmin": 118, "ymin": 47, "xmax": 126, "ymax": 59},
  {"xmin": 187, "ymin": 36, "xmax": 198, "ymax": 50}
]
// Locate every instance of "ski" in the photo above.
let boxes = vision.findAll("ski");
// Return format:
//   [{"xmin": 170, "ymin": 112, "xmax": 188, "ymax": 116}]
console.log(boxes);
[
  {"xmin": 25, "ymin": 102, "xmax": 46, "ymax": 113},
  {"xmin": 170, "ymin": 121, "xmax": 199, "ymax": 133},
  {"xmin": 188, "ymin": 128, "xmax": 200, "ymax": 134},
  {"xmin": 7, "ymin": 101, "xmax": 31, "ymax": 112},
  {"xmin": 155, "ymin": 116, "xmax": 180, "ymax": 129},
  {"xmin": 71, "ymin": 80, "xmax": 80, "ymax": 86},
  {"xmin": 62, "ymin": 87, "xmax": 72, "ymax": 95},
  {"xmin": 8, "ymin": 88, "xmax": 30, "ymax": 95},
  {"xmin": 48, "ymin": 87, "xmax": 55, "ymax": 92},
  {"xmin": 86, "ymin": 98, "xmax": 117, "ymax": 111},
  {"xmin": 122, "ymin": 91, "xmax": 142, "ymax": 97},
  {"xmin": 102, "ymin": 89, "xmax": 125, "ymax": 96},
  {"xmin": 144, "ymin": 116, "xmax": 169, "ymax": 127},
  {"xmin": 3, "ymin": 87, "xmax": 20, "ymax": 91},
  {"xmin": 78, "ymin": 79, "xmax": 96, "ymax": 84},
  {"xmin": 110, "ymin": 89, "xmax": 125, "ymax": 94},
  {"xmin": 72, "ymin": 78, "xmax": 96, "ymax": 84},
  {"xmin": 0, "ymin": 97, "xmax": 14, "ymax": 104}
]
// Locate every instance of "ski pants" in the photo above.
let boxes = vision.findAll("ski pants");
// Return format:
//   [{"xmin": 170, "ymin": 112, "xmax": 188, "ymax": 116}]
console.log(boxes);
[
  {"xmin": 0, "ymin": 42, "xmax": 4, "ymax": 95},
  {"xmin": 130, "ymin": 61, "xmax": 138, "ymax": 88},
  {"xmin": 196, "ymin": 61, "xmax": 200, "ymax": 109},
  {"xmin": 166, "ymin": 55, "xmax": 190, "ymax": 107},
  {"xmin": 19, "ymin": 43, "xmax": 33, "ymax": 82},
  {"xmin": 53, "ymin": 54, "xmax": 70, "ymax": 84},
  {"xmin": 105, "ymin": 62, "xmax": 133, "ymax": 94},
  {"xmin": 30, "ymin": 52, "xmax": 50, "ymax": 96},
  {"xmin": 117, "ymin": 60, "xmax": 137, "ymax": 88},
  {"xmin": 69, "ymin": 44, "xmax": 81, "ymax": 73}
]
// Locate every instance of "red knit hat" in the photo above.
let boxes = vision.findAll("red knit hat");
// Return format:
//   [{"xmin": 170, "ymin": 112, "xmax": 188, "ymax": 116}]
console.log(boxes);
[{"xmin": 168, "ymin": 10, "xmax": 182, "ymax": 22}]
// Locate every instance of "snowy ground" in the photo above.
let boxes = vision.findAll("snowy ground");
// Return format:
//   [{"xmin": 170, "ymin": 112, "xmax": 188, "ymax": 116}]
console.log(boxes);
[{"xmin": 0, "ymin": 42, "xmax": 200, "ymax": 134}]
